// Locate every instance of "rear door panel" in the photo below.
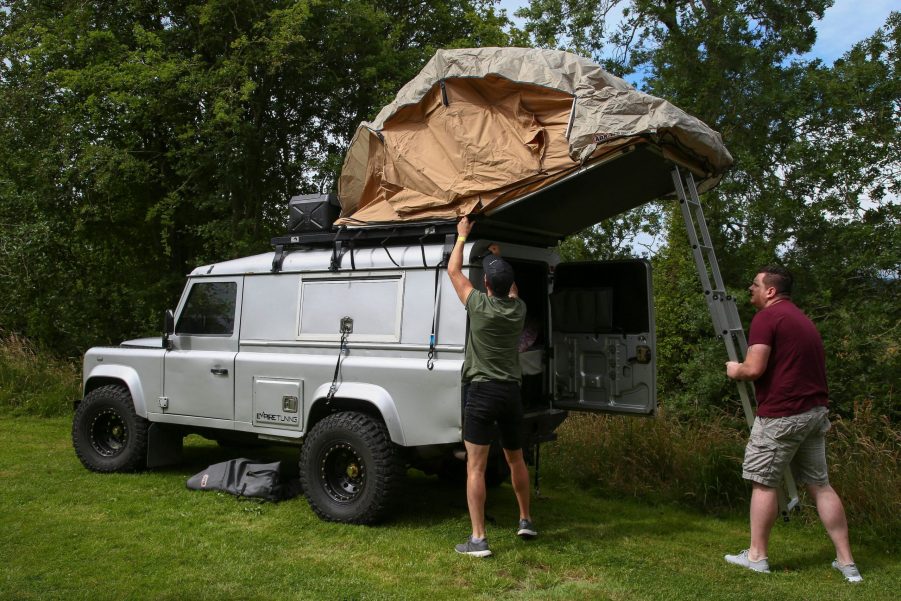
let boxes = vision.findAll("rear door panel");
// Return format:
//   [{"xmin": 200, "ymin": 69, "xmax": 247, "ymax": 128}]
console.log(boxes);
[{"xmin": 551, "ymin": 260, "xmax": 656, "ymax": 415}]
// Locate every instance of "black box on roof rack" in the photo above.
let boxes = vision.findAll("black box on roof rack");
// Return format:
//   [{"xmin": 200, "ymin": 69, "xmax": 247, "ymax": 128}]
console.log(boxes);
[{"xmin": 287, "ymin": 193, "xmax": 339, "ymax": 233}]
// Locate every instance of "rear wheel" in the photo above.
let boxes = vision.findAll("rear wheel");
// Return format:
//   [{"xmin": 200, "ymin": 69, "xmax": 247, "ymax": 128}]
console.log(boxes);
[
  {"xmin": 72, "ymin": 384, "xmax": 148, "ymax": 472},
  {"xmin": 299, "ymin": 411, "xmax": 403, "ymax": 524}
]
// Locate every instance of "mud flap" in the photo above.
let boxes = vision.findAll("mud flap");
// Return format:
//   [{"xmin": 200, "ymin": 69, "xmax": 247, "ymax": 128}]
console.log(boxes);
[{"xmin": 146, "ymin": 423, "xmax": 184, "ymax": 468}]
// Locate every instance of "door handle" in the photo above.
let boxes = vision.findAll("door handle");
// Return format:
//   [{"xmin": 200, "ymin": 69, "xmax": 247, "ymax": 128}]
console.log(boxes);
[{"xmin": 210, "ymin": 367, "xmax": 228, "ymax": 376}]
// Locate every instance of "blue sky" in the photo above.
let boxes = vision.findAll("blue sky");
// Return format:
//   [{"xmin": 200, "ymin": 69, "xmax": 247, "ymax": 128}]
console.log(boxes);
[
  {"xmin": 497, "ymin": 0, "xmax": 898, "ymax": 65},
  {"xmin": 805, "ymin": 0, "xmax": 897, "ymax": 62}
]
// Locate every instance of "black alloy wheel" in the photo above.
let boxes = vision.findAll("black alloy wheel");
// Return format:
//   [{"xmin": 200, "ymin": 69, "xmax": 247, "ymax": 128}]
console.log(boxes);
[
  {"xmin": 89, "ymin": 407, "xmax": 130, "ymax": 457},
  {"xmin": 319, "ymin": 441, "xmax": 366, "ymax": 503}
]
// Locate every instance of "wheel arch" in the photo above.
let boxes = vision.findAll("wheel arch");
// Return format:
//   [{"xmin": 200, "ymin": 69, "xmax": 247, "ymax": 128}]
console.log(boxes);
[
  {"xmin": 307, "ymin": 382, "xmax": 405, "ymax": 446},
  {"xmin": 84, "ymin": 365, "xmax": 147, "ymax": 418}
]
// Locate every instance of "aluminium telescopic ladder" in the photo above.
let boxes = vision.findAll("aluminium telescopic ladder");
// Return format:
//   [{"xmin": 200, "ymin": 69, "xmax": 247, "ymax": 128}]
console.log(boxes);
[{"xmin": 672, "ymin": 167, "xmax": 800, "ymax": 518}]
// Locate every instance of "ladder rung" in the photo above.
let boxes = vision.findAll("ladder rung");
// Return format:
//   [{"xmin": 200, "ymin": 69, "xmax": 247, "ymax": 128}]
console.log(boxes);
[{"xmin": 719, "ymin": 327, "xmax": 745, "ymax": 336}]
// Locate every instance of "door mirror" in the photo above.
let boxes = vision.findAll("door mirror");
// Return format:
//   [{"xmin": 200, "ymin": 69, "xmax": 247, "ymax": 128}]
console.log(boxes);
[{"xmin": 163, "ymin": 309, "xmax": 175, "ymax": 349}]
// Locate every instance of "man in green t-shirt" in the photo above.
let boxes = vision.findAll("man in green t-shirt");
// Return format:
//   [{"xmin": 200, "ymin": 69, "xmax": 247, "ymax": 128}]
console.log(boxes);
[{"xmin": 447, "ymin": 216, "xmax": 536, "ymax": 558}]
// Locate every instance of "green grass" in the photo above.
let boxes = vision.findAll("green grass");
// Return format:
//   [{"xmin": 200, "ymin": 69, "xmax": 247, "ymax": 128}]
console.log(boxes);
[{"xmin": 1, "ymin": 417, "xmax": 898, "ymax": 600}]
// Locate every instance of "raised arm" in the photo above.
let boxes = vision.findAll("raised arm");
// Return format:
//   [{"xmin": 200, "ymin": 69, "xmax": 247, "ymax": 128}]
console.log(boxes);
[{"xmin": 448, "ymin": 216, "xmax": 475, "ymax": 305}]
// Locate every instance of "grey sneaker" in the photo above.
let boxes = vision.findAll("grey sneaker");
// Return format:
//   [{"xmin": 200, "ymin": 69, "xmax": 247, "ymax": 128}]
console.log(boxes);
[
  {"xmin": 517, "ymin": 518, "xmax": 538, "ymax": 539},
  {"xmin": 724, "ymin": 549, "xmax": 771, "ymax": 573},
  {"xmin": 832, "ymin": 560, "xmax": 862, "ymax": 583},
  {"xmin": 455, "ymin": 536, "xmax": 492, "ymax": 558}
]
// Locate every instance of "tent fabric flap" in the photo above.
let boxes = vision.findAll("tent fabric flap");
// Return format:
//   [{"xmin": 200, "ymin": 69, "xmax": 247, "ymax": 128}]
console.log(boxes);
[{"xmin": 337, "ymin": 47, "xmax": 733, "ymax": 227}]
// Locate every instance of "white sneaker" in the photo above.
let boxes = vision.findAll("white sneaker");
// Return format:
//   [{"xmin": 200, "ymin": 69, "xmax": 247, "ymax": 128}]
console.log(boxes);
[
  {"xmin": 724, "ymin": 549, "xmax": 770, "ymax": 573},
  {"xmin": 832, "ymin": 560, "xmax": 863, "ymax": 583}
]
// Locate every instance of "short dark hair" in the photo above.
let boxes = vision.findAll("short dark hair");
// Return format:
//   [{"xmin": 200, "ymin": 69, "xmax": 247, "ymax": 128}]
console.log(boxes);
[
  {"xmin": 483, "ymin": 254, "xmax": 515, "ymax": 297},
  {"xmin": 759, "ymin": 265, "xmax": 793, "ymax": 296}
]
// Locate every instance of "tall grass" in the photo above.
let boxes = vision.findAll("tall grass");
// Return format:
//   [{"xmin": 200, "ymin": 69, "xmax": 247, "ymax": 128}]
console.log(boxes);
[
  {"xmin": 544, "ymin": 407, "xmax": 901, "ymax": 545},
  {"xmin": 825, "ymin": 403, "xmax": 901, "ymax": 540},
  {"xmin": 543, "ymin": 410, "xmax": 749, "ymax": 512},
  {"xmin": 0, "ymin": 330, "xmax": 80, "ymax": 417}
]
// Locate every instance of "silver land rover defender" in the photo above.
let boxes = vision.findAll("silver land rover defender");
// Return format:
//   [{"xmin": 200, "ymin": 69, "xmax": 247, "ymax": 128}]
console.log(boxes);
[{"xmin": 71, "ymin": 145, "xmax": 687, "ymax": 524}]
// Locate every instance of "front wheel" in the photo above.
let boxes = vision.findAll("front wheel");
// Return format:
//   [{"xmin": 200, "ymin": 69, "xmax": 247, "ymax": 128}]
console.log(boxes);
[
  {"xmin": 299, "ymin": 411, "xmax": 403, "ymax": 524},
  {"xmin": 72, "ymin": 384, "xmax": 148, "ymax": 472}
]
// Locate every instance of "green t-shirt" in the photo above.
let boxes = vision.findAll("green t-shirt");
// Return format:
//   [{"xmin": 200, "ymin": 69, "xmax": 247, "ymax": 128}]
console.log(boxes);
[{"xmin": 462, "ymin": 290, "xmax": 526, "ymax": 383}]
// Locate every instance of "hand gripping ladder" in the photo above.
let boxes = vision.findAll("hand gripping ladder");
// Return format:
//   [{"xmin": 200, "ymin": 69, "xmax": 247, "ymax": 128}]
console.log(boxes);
[{"xmin": 672, "ymin": 167, "xmax": 800, "ymax": 519}]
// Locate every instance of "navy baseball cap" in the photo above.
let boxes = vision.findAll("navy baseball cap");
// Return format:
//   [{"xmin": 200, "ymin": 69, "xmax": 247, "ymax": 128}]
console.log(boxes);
[{"xmin": 482, "ymin": 254, "xmax": 515, "ymax": 296}]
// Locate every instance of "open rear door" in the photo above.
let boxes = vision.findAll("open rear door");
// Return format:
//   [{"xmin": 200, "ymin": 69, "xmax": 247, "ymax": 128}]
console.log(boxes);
[{"xmin": 551, "ymin": 260, "xmax": 656, "ymax": 415}]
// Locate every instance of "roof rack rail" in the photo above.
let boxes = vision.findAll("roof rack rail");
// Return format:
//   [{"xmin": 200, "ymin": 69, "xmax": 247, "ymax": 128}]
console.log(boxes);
[{"xmin": 270, "ymin": 221, "xmax": 458, "ymax": 273}]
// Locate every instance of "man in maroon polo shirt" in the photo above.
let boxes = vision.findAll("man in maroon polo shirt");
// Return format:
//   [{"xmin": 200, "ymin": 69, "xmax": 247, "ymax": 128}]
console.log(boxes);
[{"xmin": 724, "ymin": 266, "xmax": 862, "ymax": 582}]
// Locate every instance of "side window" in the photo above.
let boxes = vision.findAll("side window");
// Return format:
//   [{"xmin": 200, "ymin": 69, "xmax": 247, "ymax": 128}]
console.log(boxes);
[{"xmin": 175, "ymin": 282, "xmax": 237, "ymax": 336}]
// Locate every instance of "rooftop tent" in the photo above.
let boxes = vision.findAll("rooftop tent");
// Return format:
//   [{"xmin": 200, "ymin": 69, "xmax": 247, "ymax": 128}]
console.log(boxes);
[{"xmin": 336, "ymin": 47, "xmax": 733, "ymax": 244}]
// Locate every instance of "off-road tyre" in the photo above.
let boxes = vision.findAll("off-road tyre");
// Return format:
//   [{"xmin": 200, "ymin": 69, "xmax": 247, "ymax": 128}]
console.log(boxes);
[
  {"xmin": 72, "ymin": 384, "xmax": 148, "ymax": 473},
  {"xmin": 299, "ymin": 411, "xmax": 403, "ymax": 524}
]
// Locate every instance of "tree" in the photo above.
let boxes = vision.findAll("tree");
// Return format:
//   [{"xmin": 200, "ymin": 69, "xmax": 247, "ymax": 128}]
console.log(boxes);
[{"xmin": 0, "ymin": 0, "xmax": 513, "ymax": 356}]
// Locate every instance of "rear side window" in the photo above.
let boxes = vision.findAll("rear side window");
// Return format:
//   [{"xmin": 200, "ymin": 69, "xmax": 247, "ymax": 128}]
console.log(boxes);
[
  {"xmin": 176, "ymin": 282, "xmax": 237, "ymax": 335},
  {"xmin": 297, "ymin": 275, "xmax": 404, "ymax": 342}
]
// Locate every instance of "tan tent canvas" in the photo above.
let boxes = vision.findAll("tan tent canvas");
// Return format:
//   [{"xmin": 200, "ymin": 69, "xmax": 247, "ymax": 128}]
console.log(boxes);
[{"xmin": 337, "ymin": 47, "xmax": 732, "ymax": 228}]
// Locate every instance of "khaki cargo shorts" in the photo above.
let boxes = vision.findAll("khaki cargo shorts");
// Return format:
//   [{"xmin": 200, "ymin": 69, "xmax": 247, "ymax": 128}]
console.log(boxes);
[{"xmin": 742, "ymin": 406, "xmax": 831, "ymax": 488}]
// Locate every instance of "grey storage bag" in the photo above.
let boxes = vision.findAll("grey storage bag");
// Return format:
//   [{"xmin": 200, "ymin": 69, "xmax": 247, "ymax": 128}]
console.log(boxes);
[{"xmin": 186, "ymin": 458, "xmax": 283, "ymax": 502}]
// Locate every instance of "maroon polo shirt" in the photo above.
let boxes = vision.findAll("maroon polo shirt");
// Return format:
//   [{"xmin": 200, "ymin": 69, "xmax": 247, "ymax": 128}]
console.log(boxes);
[{"xmin": 748, "ymin": 300, "xmax": 829, "ymax": 417}]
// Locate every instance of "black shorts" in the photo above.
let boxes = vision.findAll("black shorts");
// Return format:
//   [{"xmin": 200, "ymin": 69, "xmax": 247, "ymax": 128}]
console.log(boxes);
[{"xmin": 463, "ymin": 380, "xmax": 523, "ymax": 450}]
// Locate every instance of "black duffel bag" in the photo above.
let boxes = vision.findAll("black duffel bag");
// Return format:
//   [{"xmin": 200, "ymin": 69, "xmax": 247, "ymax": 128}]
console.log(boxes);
[{"xmin": 186, "ymin": 458, "xmax": 286, "ymax": 502}]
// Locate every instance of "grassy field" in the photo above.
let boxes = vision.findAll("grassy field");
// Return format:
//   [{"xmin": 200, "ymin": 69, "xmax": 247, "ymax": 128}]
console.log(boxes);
[{"xmin": 1, "ymin": 417, "xmax": 897, "ymax": 601}]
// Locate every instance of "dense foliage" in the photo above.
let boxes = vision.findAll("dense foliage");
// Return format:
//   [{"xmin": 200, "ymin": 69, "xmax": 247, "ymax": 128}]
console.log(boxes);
[
  {"xmin": 1, "ymin": 1, "xmax": 897, "ymax": 418},
  {"xmin": 0, "ymin": 0, "xmax": 512, "ymax": 355}
]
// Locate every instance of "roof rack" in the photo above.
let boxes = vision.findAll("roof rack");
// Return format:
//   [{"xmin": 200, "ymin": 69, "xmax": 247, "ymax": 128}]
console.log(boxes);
[{"xmin": 270, "ymin": 221, "xmax": 458, "ymax": 273}]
